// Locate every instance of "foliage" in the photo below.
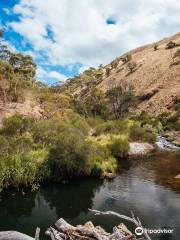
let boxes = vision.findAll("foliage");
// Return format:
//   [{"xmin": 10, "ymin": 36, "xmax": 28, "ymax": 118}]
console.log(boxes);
[
  {"xmin": 83, "ymin": 87, "xmax": 108, "ymax": 118},
  {"xmin": 1, "ymin": 114, "xmax": 34, "ymax": 136},
  {"xmin": 108, "ymin": 137, "xmax": 129, "ymax": 159},
  {"xmin": 89, "ymin": 142, "xmax": 117, "ymax": 176},
  {"xmin": 127, "ymin": 61, "xmax": 137, "ymax": 73},
  {"xmin": 0, "ymin": 149, "xmax": 48, "ymax": 188},
  {"xmin": 106, "ymin": 84, "xmax": 137, "ymax": 119},
  {"xmin": 158, "ymin": 111, "xmax": 180, "ymax": 131},
  {"xmin": 93, "ymin": 119, "xmax": 129, "ymax": 136},
  {"xmin": 32, "ymin": 119, "xmax": 67, "ymax": 147},
  {"xmin": 75, "ymin": 87, "xmax": 108, "ymax": 119},
  {"xmin": 154, "ymin": 44, "xmax": 158, "ymax": 51},
  {"xmin": 0, "ymin": 33, "xmax": 36, "ymax": 102},
  {"xmin": 166, "ymin": 41, "xmax": 179, "ymax": 49},
  {"xmin": 129, "ymin": 124, "xmax": 157, "ymax": 143},
  {"xmin": 105, "ymin": 67, "xmax": 111, "ymax": 77},
  {"xmin": 66, "ymin": 112, "xmax": 90, "ymax": 135},
  {"xmin": 47, "ymin": 130, "xmax": 91, "ymax": 179}
]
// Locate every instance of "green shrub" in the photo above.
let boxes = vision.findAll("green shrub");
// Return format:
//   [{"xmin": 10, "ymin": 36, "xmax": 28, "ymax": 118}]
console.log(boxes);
[
  {"xmin": 130, "ymin": 124, "xmax": 156, "ymax": 143},
  {"xmin": 158, "ymin": 111, "xmax": 180, "ymax": 131},
  {"xmin": 67, "ymin": 113, "xmax": 90, "ymax": 136},
  {"xmin": 47, "ymin": 130, "xmax": 91, "ymax": 179},
  {"xmin": 32, "ymin": 119, "xmax": 68, "ymax": 146},
  {"xmin": 1, "ymin": 114, "xmax": 34, "ymax": 136},
  {"xmin": 94, "ymin": 119, "xmax": 129, "ymax": 136},
  {"xmin": 0, "ymin": 149, "xmax": 48, "ymax": 188},
  {"xmin": 108, "ymin": 138, "xmax": 129, "ymax": 159},
  {"xmin": 89, "ymin": 143, "xmax": 117, "ymax": 176},
  {"xmin": 0, "ymin": 136, "xmax": 9, "ymax": 154}
]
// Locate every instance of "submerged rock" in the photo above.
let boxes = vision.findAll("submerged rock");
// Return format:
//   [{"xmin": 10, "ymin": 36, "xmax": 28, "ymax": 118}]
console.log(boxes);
[{"xmin": 129, "ymin": 142, "xmax": 155, "ymax": 157}]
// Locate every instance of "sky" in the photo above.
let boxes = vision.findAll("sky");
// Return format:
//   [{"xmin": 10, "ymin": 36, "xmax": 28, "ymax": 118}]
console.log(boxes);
[{"xmin": 0, "ymin": 0, "xmax": 180, "ymax": 85}]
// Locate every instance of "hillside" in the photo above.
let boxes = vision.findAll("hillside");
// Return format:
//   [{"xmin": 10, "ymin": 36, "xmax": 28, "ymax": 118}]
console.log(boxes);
[{"xmin": 63, "ymin": 32, "xmax": 180, "ymax": 115}]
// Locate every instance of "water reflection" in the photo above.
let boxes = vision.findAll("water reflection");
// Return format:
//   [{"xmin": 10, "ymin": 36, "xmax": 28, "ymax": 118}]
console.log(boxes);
[
  {"xmin": 0, "ymin": 152, "xmax": 179, "ymax": 240},
  {"xmin": 42, "ymin": 178, "xmax": 102, "ymax": 219}
]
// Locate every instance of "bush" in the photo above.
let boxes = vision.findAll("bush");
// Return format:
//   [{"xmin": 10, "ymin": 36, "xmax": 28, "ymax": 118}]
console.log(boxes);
[
  {"xmin": 0, "ymin": 149, "xmax": 48, "ymax": 188},
  {"xmin": 91, "ymin": 157, "xmax": 117, "ymax": 177},
  {"xmin": 158, "ymin": 111, "xmax": 180, "ymax": 131},
  {"xmin": 66, "ymin": 113, "xmax": 90, "ymax": 136},
  {"xmin": 130, "ymin": 124, "xmax": 156, "ymax": 143},
  {"xmin": 94, "ymin": 119, "xmax": 129, "ymax": 136},
  {"xmin": 127, "ymin": 61, "xmax": 137, "ymax": 73},
  {"xmin": 166, "ymin": 41, "xmax": 178, "ymax": 49},
  {"xmin": 1, "ymin": 114, "xmax": 34, "ymax": 136},
  {"xmin": 47, "ymin": 130, "xmax": 91, "ymax": 179},
  {"xmin": 108, "ymin": 138, "xmax": 129, "ymax": 159},
  {"xmin": 89, "ymin": 143, "xmax": 117, "ymax": 176},
  {"xmin": 0, "ymin": 136, "xmax": 9, "ymax": 154},
  {"xmin": 32, "ymin": 119, "xmax": 68, "ymax": 147}
]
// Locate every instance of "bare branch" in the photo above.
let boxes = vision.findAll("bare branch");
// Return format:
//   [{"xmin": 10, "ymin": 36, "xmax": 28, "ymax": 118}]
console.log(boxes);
[{"xmin": 89, "ymin": 209, "xmax": 151, "ymax": 240}]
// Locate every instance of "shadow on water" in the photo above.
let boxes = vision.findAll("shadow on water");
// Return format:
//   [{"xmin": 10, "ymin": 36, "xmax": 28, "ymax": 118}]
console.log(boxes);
[
  {"xmin": 0, "ymin": 178, "xmax": 103, "ymax": 238},
  {"xmin": 0, "ymin": 151, "xmax": 180, "ymax": 240}
]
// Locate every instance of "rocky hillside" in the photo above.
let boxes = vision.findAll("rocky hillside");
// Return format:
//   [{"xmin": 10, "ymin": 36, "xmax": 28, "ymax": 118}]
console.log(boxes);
[{"xmin": 63, "ymin": 32, "xmax": 180, "ymax": 115}]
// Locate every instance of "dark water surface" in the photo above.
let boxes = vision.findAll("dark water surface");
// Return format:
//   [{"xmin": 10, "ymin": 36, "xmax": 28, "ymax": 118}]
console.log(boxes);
[{"xmin": 0, "ymin": 151, "xmax": 180, "ymax": 240}]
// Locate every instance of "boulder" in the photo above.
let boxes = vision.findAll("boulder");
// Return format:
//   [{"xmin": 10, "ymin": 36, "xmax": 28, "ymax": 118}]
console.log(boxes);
[
  {"xmin": 174, "ymin": 174, "xmax": 180, "ymax": 179},
  {"xmin": 129, "ymin": 142, "xmax": 155, "ymax": 158}
]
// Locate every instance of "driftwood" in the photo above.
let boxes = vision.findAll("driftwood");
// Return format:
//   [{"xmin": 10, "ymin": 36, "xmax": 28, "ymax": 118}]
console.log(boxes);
[
  {"xmin": 46, "ymin": 217, "xmax": 136, "ymax": 240},
  {"xmin": 89, "ymin": 209, "xmax": 151, "ymax": 240},
  {"xmin": 0, "ymin": 209, "xmax": 151, "ymax": 240}
]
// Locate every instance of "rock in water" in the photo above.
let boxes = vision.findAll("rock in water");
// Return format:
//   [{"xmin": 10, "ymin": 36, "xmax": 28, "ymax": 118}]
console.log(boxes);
[
  {"xmin": 129, "ymin": 142, "xmax": 154, "ymax": 157},
  {"xmin": 0, "ymin": 231, "xmax": 34, "ymax": 240},
  {"xmin": 174, "ymin": 174, "xmax": 180, "ymax": 179}
]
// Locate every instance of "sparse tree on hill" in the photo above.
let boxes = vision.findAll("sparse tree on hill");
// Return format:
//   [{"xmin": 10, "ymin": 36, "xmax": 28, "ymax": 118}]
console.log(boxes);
[
  {"xmin": 127, "ymin": 61, "xmax": 137, "ymax": 73},
  {"xmin": 105, "ymin": 67, "xmax": 111, "ymax": 77},
  {"xmin": 166, "ymin": 41, "xmax": 179, "ymax": 49},
  {"xmin": 84, "ymin": 87, "xmax": 108, "ymax": 118},
  {"xmin": 154, "ymin": 44, "xmax": 158, "ymax": 51},
  {"xmin": 106, "ymin": 83, "xmax": 136, "ymax": 119}
]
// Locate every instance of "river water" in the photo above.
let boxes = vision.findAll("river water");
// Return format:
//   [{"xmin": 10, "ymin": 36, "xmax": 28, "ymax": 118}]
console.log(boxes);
[{"xmin": 0, "ymin": 151, "xmax": 180, "ymax": 240}]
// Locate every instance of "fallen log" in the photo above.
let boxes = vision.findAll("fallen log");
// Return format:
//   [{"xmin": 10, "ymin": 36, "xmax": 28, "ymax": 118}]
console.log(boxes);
[
  {"xmin": 48, "ymin": 215, "xmax": 137, "ymax": 240},
  {"xmin": 0, "ymin": 209, "xmax": 150, "ymax": 240},
  {"xmin": 89, "ymin": 209, "xmax": 151, "ymax": 240}
]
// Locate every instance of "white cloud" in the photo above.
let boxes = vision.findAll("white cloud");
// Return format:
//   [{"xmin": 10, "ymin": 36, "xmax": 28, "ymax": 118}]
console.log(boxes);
[
  {"xmin": 36, "ymin": 67, "xmax": 68, "ymax": 83},
  {"xmin": 48, "ymin": 71, "xmax": 67, "ymax": 81},
  {"xmin": 9, "ymin": 0, "xmax": 180, "ymax": 70}
]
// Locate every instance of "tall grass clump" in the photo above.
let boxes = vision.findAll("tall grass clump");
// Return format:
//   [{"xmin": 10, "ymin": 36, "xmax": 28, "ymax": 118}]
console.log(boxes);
[{"xmin": 108, "ymin": 138, "xmax": 129, "ymax": 159}]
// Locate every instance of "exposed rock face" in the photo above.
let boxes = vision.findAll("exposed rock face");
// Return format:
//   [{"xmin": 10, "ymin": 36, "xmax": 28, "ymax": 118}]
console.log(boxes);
[
  {"xmin": 129, "ymin": 142, "xmax": 155, "ymax": 157},
  {"xmin": 0, "ymin": 100, "xmax": 43, "ymax": 125}
]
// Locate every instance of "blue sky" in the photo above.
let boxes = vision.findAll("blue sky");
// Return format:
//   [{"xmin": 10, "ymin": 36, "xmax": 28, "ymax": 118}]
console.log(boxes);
[{"xmin": 0, "ymin": 0, "xmax": 180, "ymax": 85}]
